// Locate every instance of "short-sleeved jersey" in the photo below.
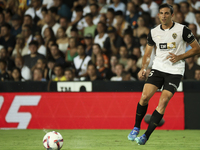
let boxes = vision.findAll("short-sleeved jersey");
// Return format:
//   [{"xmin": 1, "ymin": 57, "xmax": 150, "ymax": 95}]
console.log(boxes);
[{"xmin": 148, "ymin": 22, "xmax": 195, "ymax": 75}]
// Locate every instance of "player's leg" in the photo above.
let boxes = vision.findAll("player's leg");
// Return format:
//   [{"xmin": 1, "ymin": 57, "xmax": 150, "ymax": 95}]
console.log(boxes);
[
  {"xmin": 128, "ymin": 83, "xmax": 158, "ymax": 141},
  {"xmin": 135, "ymin": 73, "xmax": 182, "ymax": 145}
]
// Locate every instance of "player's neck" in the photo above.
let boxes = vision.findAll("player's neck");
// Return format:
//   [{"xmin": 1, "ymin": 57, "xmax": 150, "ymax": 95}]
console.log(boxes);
[{"xmin": 161, "ymin": 21, "xmax": 173, "ymax": 30}]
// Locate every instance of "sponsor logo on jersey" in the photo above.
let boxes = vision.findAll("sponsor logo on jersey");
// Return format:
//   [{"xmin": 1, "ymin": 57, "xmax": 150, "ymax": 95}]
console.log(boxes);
[{"xmin": 159, "ymin": 42, "xmax": 176, "ymax": 50}]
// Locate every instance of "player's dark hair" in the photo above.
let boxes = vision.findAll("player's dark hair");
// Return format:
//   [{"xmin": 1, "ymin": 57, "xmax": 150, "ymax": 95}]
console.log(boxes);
[{"xmin": 159, "ymin": 3, "xmax": 174, "ymax": 14}]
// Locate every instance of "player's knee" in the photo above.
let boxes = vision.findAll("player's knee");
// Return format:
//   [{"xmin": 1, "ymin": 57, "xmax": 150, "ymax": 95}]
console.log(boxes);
[{"xmin": 140, "ymin": 94, "xmax": 150, "ymax": 105}]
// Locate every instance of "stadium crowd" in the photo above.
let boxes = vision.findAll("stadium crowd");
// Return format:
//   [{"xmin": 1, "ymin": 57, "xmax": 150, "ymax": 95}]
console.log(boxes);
[{"xmin": 0, "ymin": 0, "xmax": 200, "ymax": 82}]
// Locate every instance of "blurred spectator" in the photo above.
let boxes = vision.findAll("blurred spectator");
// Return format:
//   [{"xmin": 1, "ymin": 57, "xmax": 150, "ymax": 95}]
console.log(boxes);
[
  {"xmin": 0, "ymin": 47, "xmax": 15, "ymax": 75},
  {"xmin": 99, "ymin": 0, "xmax": 109, "ymax": 14},
  {"xmin": 48, "ymin": 7, "xmax": 60, "ymax": 23},
  {"xmin": 106, "ymin": 8, "xmax": 115, "ymax": 26},
  {"xmin": 25, "ymin": 0, "xmax": 43, "ymax": 24},
  {"xmin": 49, "ymin": 43, "xmax": 66, "ymax": 67},
  {"xmin": 126, "ymin": 2, "xmax": 139, "ymax": 29},
  {"xmin": 114, "ymin": 11, "xmax": 131, "ymax": 37},
  {"xmin": 133, "ymin": 16, "xmax": 149, "ymax": 38},
  {"xmin": 166, "ymin": 0, "xmax": 174, "ymax": 5},
  {"xmin": 194, "ymin": 11, "xmax": 200, "ymax": 37},
  {"xmin": 189, "ymin": 0, "xmax": 200, "ymax": 12},
  {"xmin": 11, "ymin": 14, "xmax": 22, "ymax": 37},
  {"xmin": 37, "ymin": 7, "xmax": 48, "ymax": 28},
  {"xmin": 92, "ymin": 43, "xmax": 109, "ymax": 68},
  {"xmin": 121, "ymin": 71, "xmax": 136, "ymax": 81},
  {"xmin": 0, "ymin": 59, "xmax": 9, "ymax": 81},
  {"xmin": 195, "ymin": 69, "xmax": 200, "ymax": 81},
  {"xmin": 6, "ymin": 0, "xmax": 19, "ymax": 15},
  {"xmin": 10, "ymin": 67, "xmax": 23, "ymax": 81},
  {"xmin": 33, "ymin": 33, "xmax": 47, "ymax": 57},
  {"xmin": 23, "ymin": 41, "xmax": 45, "ymax": 69},
  {"xmin": 0, "ymin": 23, "xmax": 15, "ymax": 55},
  {"xmin": 109, "ymin": 0, "xmax": 126, "ymax": 14},
  {"xmin": 71, "ymin": 5, "xmax": 84, "ymax": 28},
  {"xmin": 140, "ymin": 0, "xmax": 159, "ymax": 19},
  {"xmin": 23, "ymin": 15, "xmax": 40, "ymax": 34},
  {"xmin": 85, "ymin": 63, "xmax": 103, "ymax": 81},
  {"xmin": 64, "ymin": 68, "xmax": 75, "ymax": 81},
  {"xmin": 132, "ymin": 46, "xmax": 142, "ymax": 68},
  {"xmin": 71, "ymin": 0, "xmax": 90, "ymax": 22},
  {"xmin": 162, "ymin": 0, "xmax": 187, "ymax": 4},
  {"xmin": 22, "ymin": 25, "xmax": 33, "ymax": 47},
  {"xmin": 41, "ymin": 14, "xmax": 60, "ymax": 37},
  {"xmin": 172, "ymin": 3, "xmax": 180, "ymax": 23},
  {"xmin": 73, "ymin": 44, "xmax": 91, "ymax": 78},
  {"xmin": 125, "ymin": 54, "xmax": 140, "ymax": 80},
  {"xmin": 53, "ymin": 0, "xmax": 72, "ymax": 21},
  {"xmin": 31, "ymin": 58, "xmax": 48, "ymax": 78},
  {"xmin": 94, "ymin": 21, "xmax": 108, "ymax": 48},
  {"xmin": 83, "ymin": 13, "xmax": 97, "ymax": 37},
  {"xmin": 43, "ymin": 0, "xmax": 54, "ymax": 9},
  {"xmin": 96, "ymin": 55, "xmax": 110, "ymax": 80},
  {"xmin": 118, "ymin": 46, "xmax": 128, "ymax": 67},
  {"xmin": 3, "ymin": 8, "xmax": 13, "ymax": 24},
  {"xmin": 32, "ymin": 68, "xmax": 46, "ymax": 81},
  {"xmin": 175, "ymin": 12, "xmax": 189, "ymax": 27},
  {"xmin": 52, "ymin": 64, "xmax": 67, "ymax": 81},
  {"xmin": 109, "ymin": 55, "xmax": 118, "ymax": 77},
  {"xmin": 14, "ymin": 56, "xmax": 32, "ymax": 80},
  {"xmin": 180, "ymin": 1, "xmax": 195, "ymax": 24},
  {"xmin": 43, "ymin": 27, "xmax": 56, "ymax": 47},
  {"xmin": 59, "ymin": 17, "xmax": 70, "ymax": 36},
  {"xmin": 110, "ymin": 63, "xmax": 124, "ymax": 81},
  {"xmin": 65, "ymin": 37, "xmax": 78, "ymax": 63},
  {"xmin": 123, "ymin": 33, "xmax": 139, "ymax": 55},
  {"xmin": 99, "ymin": 14, "xmax": 107, "ymax": 24},
  {"xmin": 56, "ymin": 27, "xmax": 68, "ymax": 54},
  {"xmin": 12, "ymin": 34, "xmax": 29, "ymax": 58},
  {"xmin": 90, "ymin": 3, "xmax": 101, "ymax": 25},
  {"xmin": 103, "ymin": 26, "xmax": 124, "ymax": 55},
  {"xmin": 184, "ymin": 56, "xmax": 200, "ymax": 80},
  {"xmin": 0, "ymin": 12, "xmax": 5, "ymax": 28},
  {"xmin": 84, "ymin": 33, "xmax": 93, "ymax": 56},
  {"xmin": 46, "ymin": 58, "xmax": 56, "ymax": 80}
]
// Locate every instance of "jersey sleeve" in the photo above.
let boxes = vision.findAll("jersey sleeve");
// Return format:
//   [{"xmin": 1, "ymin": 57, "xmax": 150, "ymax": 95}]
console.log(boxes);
[
  {"xmin": 147, "ymin": 30, "xmax": 155, "ymax": 46},
  {"xmin": 182, "ymin": 26, "xmax": 195, "ymax": 44}
]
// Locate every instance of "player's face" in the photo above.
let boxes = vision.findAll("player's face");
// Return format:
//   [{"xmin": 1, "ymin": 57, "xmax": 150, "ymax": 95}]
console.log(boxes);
[{"xmin": 158, "ymin": 7, "xmax": 173, "ymax": 26}]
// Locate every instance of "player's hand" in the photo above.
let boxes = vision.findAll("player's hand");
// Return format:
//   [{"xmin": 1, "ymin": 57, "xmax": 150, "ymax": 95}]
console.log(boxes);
[
  {"xmin": 138, "ymin": 69, "xmax": 146, "ymax": 80},
  {"xmin": 166, "ymin": 52, "xmax": 180, "ymax": 63}
]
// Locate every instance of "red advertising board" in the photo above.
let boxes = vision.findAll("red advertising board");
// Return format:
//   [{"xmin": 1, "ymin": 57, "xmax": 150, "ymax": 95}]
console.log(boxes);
[{"xmin": 0, "ymin": 92, "xmax": 184, "ymax": 129}]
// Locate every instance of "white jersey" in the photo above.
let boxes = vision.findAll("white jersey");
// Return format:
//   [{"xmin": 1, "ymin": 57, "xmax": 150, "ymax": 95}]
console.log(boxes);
[{"xmin": 148, "ymin": 22, "xmax": 195, "ymax": 75}]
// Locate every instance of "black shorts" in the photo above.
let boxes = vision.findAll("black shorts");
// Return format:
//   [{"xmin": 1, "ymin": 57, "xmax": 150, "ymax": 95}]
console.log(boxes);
[{"xmin": 145, "ymin": 69, "xmax": 182, "ymax": 94}]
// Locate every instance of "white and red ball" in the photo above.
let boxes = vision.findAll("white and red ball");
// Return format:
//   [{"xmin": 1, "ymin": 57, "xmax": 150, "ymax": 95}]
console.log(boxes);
[{"xmin": 43, "ymin": 131, "xmax": 63, "ymax": 150}]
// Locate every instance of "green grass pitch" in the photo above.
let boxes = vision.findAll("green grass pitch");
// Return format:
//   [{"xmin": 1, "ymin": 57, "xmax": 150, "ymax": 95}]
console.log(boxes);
[{"xmin": 0, "ymin": 129, "xmax": 200, "ymax": 150}]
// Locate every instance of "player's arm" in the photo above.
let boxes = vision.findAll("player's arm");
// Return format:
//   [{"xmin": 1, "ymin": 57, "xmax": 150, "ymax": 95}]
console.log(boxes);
[
  {"xmin": 167, "ymin": 26, "xmax": 200, "ymax": 63},
  {"xmin": 138, "ymin": 31, "xmax": 155, "ymax": 80}
]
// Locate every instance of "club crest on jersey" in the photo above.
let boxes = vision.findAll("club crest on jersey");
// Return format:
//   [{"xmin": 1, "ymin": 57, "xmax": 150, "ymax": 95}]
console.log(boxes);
[{"xmin": 172, "ymin": 33, "xmax": 177, "ymax": 39}]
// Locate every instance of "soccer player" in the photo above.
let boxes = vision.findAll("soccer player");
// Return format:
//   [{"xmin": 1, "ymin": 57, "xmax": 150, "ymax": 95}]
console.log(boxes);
[{"xmin": 128, "ymin": 3, "xmax": 200, "ymax": 145}]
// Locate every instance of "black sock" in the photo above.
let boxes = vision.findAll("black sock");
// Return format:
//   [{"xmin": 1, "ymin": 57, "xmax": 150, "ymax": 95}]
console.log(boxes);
[
  {"xmin": 134, "ymin": 103, "xmax": 148, "ymax": 128},
  {"xmin": 144, "ymin": 110, "xmax": 163, "ymax": 140}
]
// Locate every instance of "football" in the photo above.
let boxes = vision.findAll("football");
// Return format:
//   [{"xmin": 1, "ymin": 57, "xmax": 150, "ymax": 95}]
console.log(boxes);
[{"xmin": 43, "ymin": 131, "xmax": 64, "ymax": 150}]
